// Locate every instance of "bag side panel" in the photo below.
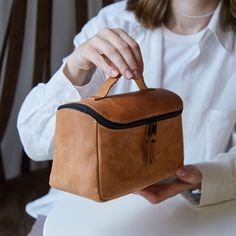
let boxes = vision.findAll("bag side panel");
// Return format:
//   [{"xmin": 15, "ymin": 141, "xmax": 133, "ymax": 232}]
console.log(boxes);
[
  {"xmin": 50, "ymin": 109, "xmax": 102, "ymax": 201},
  {"xmin": 150, "ymin": 115, "xmax": 184, "ymax": 180},
  {"xmin": 97, "ymin": 115, "xmax": 184, "ymax": 200}
]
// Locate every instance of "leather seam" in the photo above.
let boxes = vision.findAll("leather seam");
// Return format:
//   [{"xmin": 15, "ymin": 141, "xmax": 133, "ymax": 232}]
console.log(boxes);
[
  {"xmin": 96, "ymin": 123, "xmax": 104, "ymax": 201},
  {"xmin": 79, "ymin": 102, "xmax": 182, "ymax": 123},
  {"xmin": 73, "ymin": 106, "xmax": 182, "ymax": 126}
]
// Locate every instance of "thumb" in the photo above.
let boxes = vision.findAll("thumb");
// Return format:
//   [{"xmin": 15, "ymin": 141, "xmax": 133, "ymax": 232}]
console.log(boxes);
[{"xmin": 176, "ymin": 165, "xmax": 202, "ymax": 187}]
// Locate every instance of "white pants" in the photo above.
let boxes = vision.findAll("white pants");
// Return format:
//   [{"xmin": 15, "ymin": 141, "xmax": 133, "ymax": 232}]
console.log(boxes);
[{"xmin": 27, "ymin": 215, "xmax": 46, "ymax": 236}]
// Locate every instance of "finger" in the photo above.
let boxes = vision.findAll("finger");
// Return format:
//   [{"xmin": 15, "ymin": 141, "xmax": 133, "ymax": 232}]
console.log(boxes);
[
  {"xmin": 89, "ymin": 35, "xmax": 135, "ymax": 79},
  {"xmin": 113, "ymin": 28, "xmax": 144, "ymax": 75},
  {"xmin": 156, "ymin": 182, "xmax": 193, "ymax": 203},
  {"xmin": 137, "ymin": 181, "xmax": 194, "ymax": 204},
  {"xmin": 176, "ymin": 165, "xmax": 202, "ymax": 187},
  {"xmin": 136, "ymin": 189, "xmax": 161, "ymax": 204},
  {"xmin": 102, "ymin": 54, "xmax": 117, "ymax": 69},
  {"xmin": 98, "ymin": 28, "xmax": 139, "ymax": 78},
  {"xmin": 84, "ymin": 46, "xmax": 119, "ymax": 77}
]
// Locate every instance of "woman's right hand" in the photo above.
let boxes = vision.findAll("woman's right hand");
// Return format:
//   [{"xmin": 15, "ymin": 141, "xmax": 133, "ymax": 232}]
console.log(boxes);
[{"xmin": 64, "ymin": 28, "xmax": 144, "ymax": 86}]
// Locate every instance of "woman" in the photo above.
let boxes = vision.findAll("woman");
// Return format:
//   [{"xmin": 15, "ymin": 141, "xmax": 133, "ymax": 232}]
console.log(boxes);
[{"xmin": 18, "ymin": 0, "xmax": 236, "ymax": 235}]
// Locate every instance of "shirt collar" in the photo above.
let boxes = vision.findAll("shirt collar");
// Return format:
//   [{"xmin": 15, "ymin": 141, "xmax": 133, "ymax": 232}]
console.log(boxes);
[
  {"xmin": 122, "ymin": 0, "xmax": 235, "ymax": 51},
  {"xmin": 206, "ymin": 1, "xmax": 235, "ymax": 52}
]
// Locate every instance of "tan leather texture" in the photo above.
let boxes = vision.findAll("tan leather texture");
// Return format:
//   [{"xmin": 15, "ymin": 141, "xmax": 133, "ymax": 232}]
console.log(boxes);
[
  {"xmin": 81, "ymin": 88, "xmax": 183, "ymax": 124},
  {"xmin": 50, "ymin": 77, "xmax": 184, "ymax": 202}
]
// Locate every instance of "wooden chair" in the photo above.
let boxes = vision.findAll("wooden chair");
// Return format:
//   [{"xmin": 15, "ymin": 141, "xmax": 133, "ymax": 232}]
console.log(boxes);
[
  {"xmin": 0, "ymin": 0, "xmax": 114, "ymax": 235},
  {"xmin": 0, "ymin": 0, "xmax": 52, "ymax": 235}
]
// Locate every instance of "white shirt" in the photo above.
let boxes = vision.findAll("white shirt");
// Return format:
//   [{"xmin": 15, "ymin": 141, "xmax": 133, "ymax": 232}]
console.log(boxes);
[
  {"xmin": 163, "ymin": 26, "xmax": 206, "ymax": 92},
  {"xmin": 17, "ymin": 1, "xmax": 236, "ymax": 218}
]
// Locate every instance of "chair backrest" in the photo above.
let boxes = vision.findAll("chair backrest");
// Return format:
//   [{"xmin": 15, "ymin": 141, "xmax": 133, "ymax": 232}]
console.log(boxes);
[
  {"xmin": 0, "ymin": 0, "xmax": 115, "ymax": 182},
  {"xmin": 21, "ymin": 0, "xmax": 53, "ymax": 173},
  {"xmin": 76, "ymin": 0, "xmax": 115, "ymax": 33},
  {"xmin": 0, "ymin": 0, "xmax": 53, "ymax": 181},
  {"xmin": 102, "ymin": 0, "xmax": 115, "ymax": 7},
  {"xmin": 32, "ymin": 0, "xmax": 52, "ymax": 86},
  {"xmin": 0, "ymin": 0, "xmax": 27, "ymax": 182}
]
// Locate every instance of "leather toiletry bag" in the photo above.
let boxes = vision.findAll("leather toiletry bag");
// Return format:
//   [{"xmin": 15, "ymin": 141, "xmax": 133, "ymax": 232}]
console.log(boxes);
[{"xmin": 50, "ymin": 76, "xmax": 184, "ymax": 202}]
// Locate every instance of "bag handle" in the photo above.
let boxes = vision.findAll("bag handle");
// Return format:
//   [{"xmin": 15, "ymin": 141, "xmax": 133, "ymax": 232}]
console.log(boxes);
[{"xmin": 95, "ymin": 75, "xmax": 148, "ymax": 99}]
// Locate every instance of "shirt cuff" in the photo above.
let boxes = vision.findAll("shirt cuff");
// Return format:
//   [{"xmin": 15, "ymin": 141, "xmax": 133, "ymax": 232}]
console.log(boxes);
[
  {"xmin": 45, "ymin": 62, "xmax": 81, "ymax": 105},
  {"xmin": 74, "ymin": 68, "xmax": 106, "ymax": 99},
  {"xmin": 195, "ymin": 160, "xmax": 236, "ymax": 206}
]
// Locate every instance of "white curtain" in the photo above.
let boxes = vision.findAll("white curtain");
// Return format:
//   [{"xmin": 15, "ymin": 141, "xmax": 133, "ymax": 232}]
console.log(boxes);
[{"xmin": 0, "ymin": 0, "xmax": 105, "ymax": 179}]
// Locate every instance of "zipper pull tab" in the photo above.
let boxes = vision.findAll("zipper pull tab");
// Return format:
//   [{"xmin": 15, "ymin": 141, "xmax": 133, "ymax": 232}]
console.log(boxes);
[
  {"xmin": 147, "ymin": 138, "xmax": 153, "ymax": 165},
  {"xmin": 146, "ymin": 122, "xmax": 157, "ymax": 165}
]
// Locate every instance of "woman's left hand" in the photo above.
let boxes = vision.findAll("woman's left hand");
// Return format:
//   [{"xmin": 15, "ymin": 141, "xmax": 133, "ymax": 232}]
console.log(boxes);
[{"xmin": 136, "ymin": 165, "xmax": 202, "ymax": 204}]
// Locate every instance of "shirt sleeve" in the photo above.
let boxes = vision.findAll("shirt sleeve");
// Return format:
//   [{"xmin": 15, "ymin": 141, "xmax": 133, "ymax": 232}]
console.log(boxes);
[
  {"xmin": 17, "ymin": 3, "xmax": 136, "ymax": 161},
  {"xmin": 195, "ymin": 125, "xmax": 236, "ymax": 206},
  {"xmin": 17, "ymin": 61, "xmax": 82, "ymax": 161},
  {"xmin": 17, "ymin": 10, "xmax": 114, "ymax": 161}
]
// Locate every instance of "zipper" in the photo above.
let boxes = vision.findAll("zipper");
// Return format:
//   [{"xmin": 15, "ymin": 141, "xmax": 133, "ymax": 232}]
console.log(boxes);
[
  {"xmin": 146, "ymin": 122, "xmax": 157, "ymax": 164},
  {"xmin": 58, "ymin": 103, "xmax": 182, "ymax": 130}
]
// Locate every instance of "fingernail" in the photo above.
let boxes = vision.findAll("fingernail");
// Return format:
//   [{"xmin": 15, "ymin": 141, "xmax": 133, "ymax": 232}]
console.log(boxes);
[
  {"xmin": 133, "ymin": 70, "xmax": 140, "ymax": 80},
  {"xmin": 111, "ymin": 69, "xmax": 119, "ymax": 77},
  {"xmin": 176, "ymin": 169, "xmax": 185, "ymax": 177},
  {"xmin": 125, "ymin": 70, "xmax": 135, "ymax": 80}
]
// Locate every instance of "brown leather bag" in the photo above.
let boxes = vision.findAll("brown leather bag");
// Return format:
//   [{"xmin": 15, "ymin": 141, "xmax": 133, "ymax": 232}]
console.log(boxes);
[{"xmin": 49, "ymin": 76, "xmax": 184, "ymax": 202}]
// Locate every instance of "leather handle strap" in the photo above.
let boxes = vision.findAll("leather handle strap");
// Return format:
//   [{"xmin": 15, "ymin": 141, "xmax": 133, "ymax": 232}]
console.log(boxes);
[{"xmin": 95, "ymin": 76, "xmax": 148, "ymax": 98}]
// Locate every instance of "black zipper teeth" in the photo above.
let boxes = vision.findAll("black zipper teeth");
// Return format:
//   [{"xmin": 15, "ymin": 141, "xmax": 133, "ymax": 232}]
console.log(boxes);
[{"xmin": 58, "ymin": 103, "xmax": 182, "ymax": 130}]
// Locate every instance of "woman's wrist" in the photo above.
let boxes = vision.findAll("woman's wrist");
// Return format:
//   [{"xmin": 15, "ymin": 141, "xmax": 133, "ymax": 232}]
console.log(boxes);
[
  {"xmin": 63, "ymin": 54, "xmax": 94, "ymax": 87},
  {"xmin": 181, "ymin": 189, "xmax": 201, "ymax": 205}
]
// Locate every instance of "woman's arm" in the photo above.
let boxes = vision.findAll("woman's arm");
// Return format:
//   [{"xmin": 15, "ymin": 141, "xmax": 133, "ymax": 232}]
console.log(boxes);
[
  {"xmin": 196, "ymin": 135, "xmax": 236, "ymax": 206},
  {"xmin": 17, "ymin": 4, "xmax": 143, "ymax": 161},
  {"xmin": 17, "ymin": 63, "xmax": 82, "ymax": 161}
]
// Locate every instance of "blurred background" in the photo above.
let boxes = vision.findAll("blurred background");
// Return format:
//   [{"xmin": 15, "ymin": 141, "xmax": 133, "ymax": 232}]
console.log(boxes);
[{"xmin": 0, "ymin": 0, "xmax": 118, "ymax": 235}]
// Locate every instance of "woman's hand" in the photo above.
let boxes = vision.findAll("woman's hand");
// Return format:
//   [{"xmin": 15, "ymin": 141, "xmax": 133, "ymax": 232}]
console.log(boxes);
[
  {"xmin": 136, "ymin": 165, "xmax": 202, "ymax": 204},
  {"xmin": 64, "ymin": 28, "xmax": 143, "ymax": 86}
]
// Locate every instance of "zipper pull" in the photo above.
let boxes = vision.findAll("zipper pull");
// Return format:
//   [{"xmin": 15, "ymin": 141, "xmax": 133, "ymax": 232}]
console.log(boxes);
[{"xmin": 146, "ymin": 122, "xmax": 157, "ymax": 165}]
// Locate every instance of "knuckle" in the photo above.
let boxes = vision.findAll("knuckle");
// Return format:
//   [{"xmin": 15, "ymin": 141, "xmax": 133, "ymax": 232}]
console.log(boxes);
[
  {"xmin": 92, "ymin": 54, "xmax": 102, "ymax": 64},
  {"xmin": 130, "ymin": 61, "xmax": 139, "ymax": 70},
  {"xmin": 108, "ymin": 48, "xmax": 119, "ymax": 56},
  {"xmin": 119, "ymin": 43, "xmax": 130, "ymax": 52},
  {"xmin": 128, "ymin": 59, "xmax": 139, "ymax": 70},
  {"xmin": 86, "ymin": 36, "xmax": 97, "ymax": 47},
  {"xmin": 121, "ymin": 65, "xmax": 130, "ymax": 73},
  {"xmin": 113, "ymin": 27, "xmax": 124, "ymax": 33},
  {"xmin": 80, "ymin": 43, "xmax": 90, "ymax": 54},
  {"xmin": 130, "ymin": 42, "xmax": 139, "ymax": 50},
  {"xmin": 99, "ymin": 27, "xmax": 111, "ymax": 35},
  {"xmin": 88, "ymin": 36, "xmax": 98, "ymax": 45}
]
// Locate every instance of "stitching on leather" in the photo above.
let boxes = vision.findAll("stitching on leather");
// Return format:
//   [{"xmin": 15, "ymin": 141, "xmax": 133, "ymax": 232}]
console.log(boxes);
[
  {"xmin": 78, "ymin": 111, "xmax": 95, "ymax": 122},
  {"xmin": 80, "ymin": 102, "xmax": 182, "ymax": 123},
  {"xmin": 95, "ymin": 121, "xmax": 104, "ymax": 201}
]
